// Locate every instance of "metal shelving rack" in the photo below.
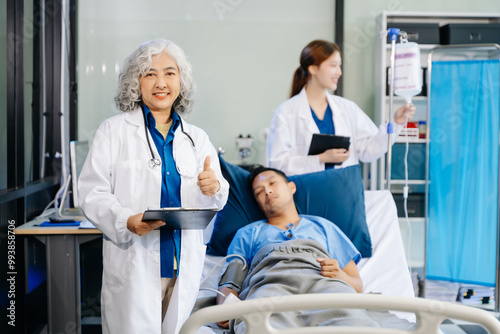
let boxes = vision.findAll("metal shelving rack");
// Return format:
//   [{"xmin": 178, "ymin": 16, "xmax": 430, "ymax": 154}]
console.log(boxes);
[{"xmin": 374, "ymin": 11, "xmax": 500, "ymax": 192}]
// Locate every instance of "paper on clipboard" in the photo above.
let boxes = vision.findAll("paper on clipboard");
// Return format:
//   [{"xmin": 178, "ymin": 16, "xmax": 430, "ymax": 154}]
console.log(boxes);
[
  {"xmin": 142, "ymin": 207, "xmax": 218, "ymax": 230},
  {"xmin": 307, "ymin": 134, "xmax": 350, "ymax": 155}
]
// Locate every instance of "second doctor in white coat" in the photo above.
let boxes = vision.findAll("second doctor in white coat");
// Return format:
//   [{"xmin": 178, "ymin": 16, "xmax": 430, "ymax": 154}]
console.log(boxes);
[
  {"xmin": 268, "ymin": 40, "xmax": 415, "ymax": 176},
  {"xmin": 79, "ymin": 39, "xmax": 229, "ymax": 334}
]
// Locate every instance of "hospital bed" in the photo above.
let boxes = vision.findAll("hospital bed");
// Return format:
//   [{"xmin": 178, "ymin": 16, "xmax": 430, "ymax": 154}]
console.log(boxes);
[
  {"xmin": 187, "ymin": 161, "xmax": 500, "ymax": 334},
  {"xmin": 182, "ymin": 293, "xmax": 500, "ymax": 334}
]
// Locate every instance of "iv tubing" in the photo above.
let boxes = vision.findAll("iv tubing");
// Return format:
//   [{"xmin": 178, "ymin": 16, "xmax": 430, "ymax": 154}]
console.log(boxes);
[
  {"xmin": 402, "ymin": 110, "xmax": 412, "ymax": 275},
  {"xmin": 199, "ymin": 254, "xmax": 247, "ymax": 287},
  {"xmin": 199, "ymin": 288, "xmax": 228, "ymax": 299}
]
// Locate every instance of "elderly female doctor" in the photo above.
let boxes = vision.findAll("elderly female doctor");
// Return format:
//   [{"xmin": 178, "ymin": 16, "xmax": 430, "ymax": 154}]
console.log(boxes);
[
  {"xmin": 78, "ymin": 39, "xmax": 229, "ymax": 334},
  {"xmin": 268, "ymin": 40, "xmax": 415, "ymax": 175}
]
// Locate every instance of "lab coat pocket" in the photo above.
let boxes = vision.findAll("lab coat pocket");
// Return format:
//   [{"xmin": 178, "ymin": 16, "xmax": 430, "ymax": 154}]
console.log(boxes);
[
  {"xmin": 295, "ymin": 130, "xmax": 313, "ymax": 152},
  {"xmin": 102, "ymin": 240, "xmax": 130, "ymax": 293},
  {"xmin": 292, "ymin": 144, "xmax": 309, "ymax": 156},
  {"xmin": 114, "ymin": 159, "xmax": 143, "ymax": 208},
  {"xmin": 175, "ymin": 150, "xmax": 198, "ymax": 178},
  {"xmin": 180, "ymin": 240, "xmax": 206, "ymax": 301}
]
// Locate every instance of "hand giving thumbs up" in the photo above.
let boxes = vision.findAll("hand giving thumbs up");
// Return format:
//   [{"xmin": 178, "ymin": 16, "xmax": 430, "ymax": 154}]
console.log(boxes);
[{"xmin": 197, "ymin": 156, "xmax": 220, "ymax": 197}]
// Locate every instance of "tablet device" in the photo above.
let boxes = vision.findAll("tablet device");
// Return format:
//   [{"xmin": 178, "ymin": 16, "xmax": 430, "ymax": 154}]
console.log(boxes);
[
  {"xmin": 307, "ymin": 134, "xmax": 350, "ymax": 155},
  {"xmin": 142, "ymin": 208, "xmax": 218, "ymax": 230}
]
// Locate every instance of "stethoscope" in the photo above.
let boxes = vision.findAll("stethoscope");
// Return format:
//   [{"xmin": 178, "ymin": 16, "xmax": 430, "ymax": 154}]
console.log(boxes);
[{"xmin": 142, "ymin": 108, "xmax": 196, "ymax": 170}]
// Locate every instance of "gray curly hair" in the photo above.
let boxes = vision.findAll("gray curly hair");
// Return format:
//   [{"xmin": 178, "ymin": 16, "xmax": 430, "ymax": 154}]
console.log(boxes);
[{"xmin": 114, "ymin": 38, "xmax": 195, "ymax": 115}]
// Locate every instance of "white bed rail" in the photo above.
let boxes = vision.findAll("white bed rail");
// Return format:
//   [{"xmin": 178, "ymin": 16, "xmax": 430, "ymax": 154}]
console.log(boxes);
[{"xmin": 180, "ymin": 293, "xmax": 500, "ymax": 334}]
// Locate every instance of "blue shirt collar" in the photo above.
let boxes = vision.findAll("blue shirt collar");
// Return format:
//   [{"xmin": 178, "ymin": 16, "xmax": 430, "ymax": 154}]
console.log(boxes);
[{"xmin": 142, "ymin": 104, "xmax": 180, "ymax": 131}]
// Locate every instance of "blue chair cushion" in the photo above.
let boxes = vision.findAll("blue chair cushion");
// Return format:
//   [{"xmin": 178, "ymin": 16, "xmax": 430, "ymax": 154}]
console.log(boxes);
[{"xmin": 206, "ymin": 159, "xmax": 372, "ymax": 258}]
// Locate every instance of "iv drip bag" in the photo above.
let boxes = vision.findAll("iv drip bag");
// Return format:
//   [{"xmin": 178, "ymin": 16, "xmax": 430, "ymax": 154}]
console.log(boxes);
[{"xmin": 393, "ymin": 41, "xmax": 422, "ymax": 101}]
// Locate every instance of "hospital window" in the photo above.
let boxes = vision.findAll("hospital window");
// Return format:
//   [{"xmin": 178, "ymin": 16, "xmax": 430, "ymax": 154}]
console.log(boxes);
[
  {"xmin": 0, "ymin": 0, "xmax": 77, "ymax": 207},
  {"xmin": 0, "ymin": 1, "xmax": 77, "ymax": 331}
]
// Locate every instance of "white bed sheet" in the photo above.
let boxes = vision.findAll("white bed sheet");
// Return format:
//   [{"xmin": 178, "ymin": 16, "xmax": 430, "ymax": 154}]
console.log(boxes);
[
  {"xmin": 358, "ymin": 190, "xmax": 414, "ymax": 299},
  {"xmin": 198, "ymin": 190, "xmax": 415, "ymax": 321}
]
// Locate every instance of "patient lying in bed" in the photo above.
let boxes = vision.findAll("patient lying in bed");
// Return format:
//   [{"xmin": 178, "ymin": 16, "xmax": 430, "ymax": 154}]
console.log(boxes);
[{"xmin": 215, "ymin": 166, "xmax": 414, "ymax": 332}]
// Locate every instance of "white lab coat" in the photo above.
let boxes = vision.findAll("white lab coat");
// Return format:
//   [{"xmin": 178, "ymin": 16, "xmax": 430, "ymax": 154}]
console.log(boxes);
[
  {"xmin": 268, "ymin": 88, "xmax": 404, "ymax": 176},
  {"xmin": 78, "ymin": 107, "xmax": 229, "ymax": 334}
]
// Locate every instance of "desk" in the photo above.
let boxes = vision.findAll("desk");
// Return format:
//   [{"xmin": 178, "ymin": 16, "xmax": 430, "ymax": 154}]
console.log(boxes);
[{"xmin": 15, "ymin": 218, "xmax": 101, "ymax": 334}]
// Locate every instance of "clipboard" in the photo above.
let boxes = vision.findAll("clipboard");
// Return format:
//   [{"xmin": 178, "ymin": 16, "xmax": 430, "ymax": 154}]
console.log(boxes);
[
  {"xmin": 142, "ymin": 208, "xmax": 218, "ymax": 230},
  {"xmin": 307, "ymin": 134, "xmax": 350, "ymax": 155}
]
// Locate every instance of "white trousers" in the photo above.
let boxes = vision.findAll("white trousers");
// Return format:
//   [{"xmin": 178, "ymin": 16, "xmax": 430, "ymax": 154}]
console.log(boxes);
[{"xmin": 161, "ymin": 276, "xmax": 177, "ymax": 328}]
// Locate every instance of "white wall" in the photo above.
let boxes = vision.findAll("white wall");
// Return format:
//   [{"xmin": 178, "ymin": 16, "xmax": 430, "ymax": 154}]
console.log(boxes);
[
  {"xmin": 78, "ymin": 0, "xmax": 500, "ymax": 165},
  {"xmin": 77, "ymin": 0, "xmax": 334, "ymax": 165}
]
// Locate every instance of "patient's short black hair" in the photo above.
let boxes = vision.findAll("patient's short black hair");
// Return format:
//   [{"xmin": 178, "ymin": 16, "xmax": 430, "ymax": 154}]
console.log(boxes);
[{"xmin": 247, "ymin": 166, "xmax": 289, "ymax": 193}]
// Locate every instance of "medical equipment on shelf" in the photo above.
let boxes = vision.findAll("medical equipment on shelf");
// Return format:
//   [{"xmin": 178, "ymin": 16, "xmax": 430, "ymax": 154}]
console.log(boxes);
[
  {"xmin": 400, "ymin": 121, "xmax": 419, "ymax": 138},
  {"xmin": 235, "ymin": 134, "xmax": 253, "ymax": 165},
  {"xmin": 217, "ymin": 146, "xmax": 226, "ymax": 157},
  {"xmin": 142, "ymin": 110, "xmax": 196, "ymax": 170},
  {"xmin": 418, "ymin": 121, "xmax": 426, "ymax": 139}
]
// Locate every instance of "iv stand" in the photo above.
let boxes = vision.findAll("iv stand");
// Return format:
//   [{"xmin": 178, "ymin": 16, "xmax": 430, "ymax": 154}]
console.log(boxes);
[{"xmin": 386, "ymin": 28, "xmax": 400, "ymax": 190}]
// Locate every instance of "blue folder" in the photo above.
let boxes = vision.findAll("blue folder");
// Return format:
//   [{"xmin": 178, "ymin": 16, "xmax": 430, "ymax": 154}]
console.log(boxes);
[{"xmin": 40, "ymin": 221, "xmax": 82, "ymax": 227}]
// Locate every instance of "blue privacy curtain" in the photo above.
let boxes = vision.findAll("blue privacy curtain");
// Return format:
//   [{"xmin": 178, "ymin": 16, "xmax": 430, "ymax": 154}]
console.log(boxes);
[{"xmin": 427, "ymin": 59, "xmax": 499, "ymax": 286}]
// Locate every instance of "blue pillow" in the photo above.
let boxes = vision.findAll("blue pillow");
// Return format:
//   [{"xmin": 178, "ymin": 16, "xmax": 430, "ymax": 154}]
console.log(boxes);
[
  {"xmin": 206, "ymin": 159, "xmax": 265, "ymax": 256},
  {"xmin": 289, "ymin": 165, "xmax": 371, "ymax": 257},
  {"xmin": 207, "ymin": 160, "xmax": 372, "ymax": 257}
]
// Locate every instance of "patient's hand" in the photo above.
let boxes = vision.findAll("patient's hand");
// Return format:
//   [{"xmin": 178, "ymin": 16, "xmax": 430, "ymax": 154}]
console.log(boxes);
[
  {"xmin": 316, "ymin": 258, "xmax": 341, "ymax": 278},
  {"xmin": 216, "ymin": 287, "xmax": 239, "ymax": 328},
  {"xmin": 317, "ymin": 258, "xmax": 363, "ymax": 293}
]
